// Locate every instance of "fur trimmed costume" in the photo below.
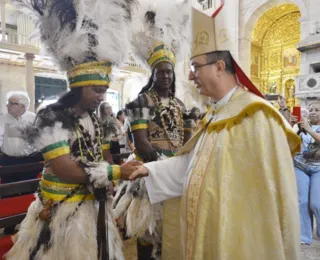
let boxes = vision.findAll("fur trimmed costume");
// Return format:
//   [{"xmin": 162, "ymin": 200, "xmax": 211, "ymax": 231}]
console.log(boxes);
[
  {"xmin": 6, "ymin": 108, "xmax": 123, "ymax": 260},
  {"xmin": 114, "ymin": 91, "xmax": 196, "ymax": 258},
  {"xmin": 113, "ymin": 2, "xmax": 192, "ymax": 257},
  {"xmin": 7, "ymin": 0, "xmax": 135, "ymax": 259}
]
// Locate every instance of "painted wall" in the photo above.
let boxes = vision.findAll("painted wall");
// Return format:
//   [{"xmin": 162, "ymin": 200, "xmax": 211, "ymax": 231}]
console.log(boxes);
[{"xmin": 0, "ymin": 63, "xmax": 26, "ymax": 113}]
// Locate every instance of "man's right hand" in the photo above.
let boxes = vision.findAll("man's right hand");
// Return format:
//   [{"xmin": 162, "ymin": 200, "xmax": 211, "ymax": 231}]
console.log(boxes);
[
  {"xmin": 120, "ymin": 161, "xmax": 143, "ymax": 180},
  {"xmin": 129, "ymin": 165, "xmax": 149, "ymax": 180}
]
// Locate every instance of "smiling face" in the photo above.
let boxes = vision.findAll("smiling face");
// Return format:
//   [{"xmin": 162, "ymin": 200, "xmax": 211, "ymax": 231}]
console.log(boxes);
[
  {"xmin": 153, "ymin": 62, "xmax": 174, "ymax": 91},
  {"xmin": 80, "ymin": 86, "xmax": 108, "ymax": 112},
  {"xmin": 308, "ymin": 102, "xmax": 320, "ymax": 125},
  {"xmin": 188, "ymin": 54, "xmax": 219, "ymax": 97}
]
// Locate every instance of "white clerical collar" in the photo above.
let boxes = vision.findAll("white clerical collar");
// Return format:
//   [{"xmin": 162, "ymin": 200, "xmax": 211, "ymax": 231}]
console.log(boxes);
[{"xmin": 213, "ymin": 87, "xmax": 238, "ymax": 110}]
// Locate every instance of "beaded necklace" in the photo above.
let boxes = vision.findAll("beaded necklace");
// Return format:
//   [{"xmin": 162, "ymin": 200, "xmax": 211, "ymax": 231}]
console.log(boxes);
[
  {"xmin": 75, "ymin": 113, "xmax": 104, "ymax": 163},
  {"xmin": 149, "ymin": 89, "xmax": 184, "ymax": 149},
  {"xmin": 38, "ymin": 112, "xmax": 104, "ymax": 223}
]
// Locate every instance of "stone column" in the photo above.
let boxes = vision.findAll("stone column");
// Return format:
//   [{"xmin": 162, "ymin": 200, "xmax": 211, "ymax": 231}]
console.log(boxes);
[
  {"xmin": 0, "ymin": 0, "xmax": 6, "ymax": 42},
  {"xmin": 25, "ymin": 53, "xmax": 35, "ymax": 112},
  {"xmin": 239, "ymin": 37, "xmax": 252, "ymax": 76}
]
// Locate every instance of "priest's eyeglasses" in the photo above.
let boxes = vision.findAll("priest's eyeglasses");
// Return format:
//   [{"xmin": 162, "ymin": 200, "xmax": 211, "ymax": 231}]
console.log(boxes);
[{"xmin": 190, "ymin": 61, "xmax": 216, "ymax": 73}]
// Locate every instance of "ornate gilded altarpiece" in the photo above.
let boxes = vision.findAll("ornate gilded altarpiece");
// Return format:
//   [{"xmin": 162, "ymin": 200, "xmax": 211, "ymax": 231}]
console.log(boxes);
[{"xmin": 250, "ymin": 4, "xmax": 301, "ymax": 108}]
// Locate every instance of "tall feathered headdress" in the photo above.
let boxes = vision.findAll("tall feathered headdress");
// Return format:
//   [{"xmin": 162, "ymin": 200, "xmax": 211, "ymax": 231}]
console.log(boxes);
[
  {"xmin": 131, "ymin": 0, "xmax": 191, "ymax": 70},
  {"xmin": 12, "ymin": 0, "xmax": 136, "ymax": 88}
]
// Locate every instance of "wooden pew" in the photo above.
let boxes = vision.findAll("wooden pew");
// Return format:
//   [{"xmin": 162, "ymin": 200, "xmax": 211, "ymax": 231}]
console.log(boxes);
[
  {"xmin": 0, "ymin": 179, "xmax": 40, "ymax": 229},
  {"xmin": 0, "ymin": 162, "xmax": 43, "ymax": 230},
  {"xmin": 0, "ymin": 178, "xmax": 40, "ymax": 258},
  {"xmin": 0, "ymin": 161, "xmax": 44, "ymax": 179}
]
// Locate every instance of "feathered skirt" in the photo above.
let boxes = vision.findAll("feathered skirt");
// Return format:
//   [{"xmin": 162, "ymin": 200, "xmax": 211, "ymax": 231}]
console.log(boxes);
[{"xmin": 5, "ymin": 195, "xmax": 124, "ymax": 260}]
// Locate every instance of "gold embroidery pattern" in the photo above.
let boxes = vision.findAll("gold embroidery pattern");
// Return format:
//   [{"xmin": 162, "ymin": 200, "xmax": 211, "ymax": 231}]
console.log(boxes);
[
  {"xmin": 193, "ymin": 31, "xmax": 209, "ymax": 53},
  {"xmin": 182, "ymin": 88, "xmax": 301, "ymax": 259},
  {"xmin": 185, "ymin": 130, "xmax": 215, "ymax": 260}
]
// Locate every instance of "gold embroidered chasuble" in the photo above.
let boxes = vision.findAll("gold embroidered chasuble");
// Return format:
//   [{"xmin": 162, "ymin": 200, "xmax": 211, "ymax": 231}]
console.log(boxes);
[{"xmin": 161, "ymin": 88, "xmax": 301, "ymax": 260}]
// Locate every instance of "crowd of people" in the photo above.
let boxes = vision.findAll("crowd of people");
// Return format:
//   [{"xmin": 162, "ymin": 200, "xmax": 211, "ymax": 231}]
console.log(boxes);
[
  {"xmin": 0, "ymin": 0, "xmax": 319, "ymax": 260},
  {"xmin": 274, "ymin": 94, "xmax": 320, "ymax": 246}
]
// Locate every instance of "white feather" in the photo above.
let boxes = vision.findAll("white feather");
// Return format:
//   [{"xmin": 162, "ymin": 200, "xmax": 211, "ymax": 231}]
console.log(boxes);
[
  {"xmin": 126, "ymin": 107, "xmax": 151, "ymax": 123},
  {"xmin": 113, "ymin": 178, "xmax": 163, "ymax": 239},
  {"xmin": 6, "ymin": 197, "xmax": 124, "ymax": 260},
  {"xmin": 126, "ymin": 198, "xmax": 143, "ymax": 237},
  {"xmin": 88, "ymin": 161, "xmax": 112, "ymax": 188},
  {"xmin": 131, "ymin": 0, "xmax": 191, "ymax": 68},
  {"xmin": 33, "ymin": 122, "xmax": 70, "ymax": 151},
  {"xmin": 113, "ymin": 183, "xmax": 133, "ymax": 219},
  {"xmin": 11, "ymin": 0, "xmax": 134, "ymax": 71}
]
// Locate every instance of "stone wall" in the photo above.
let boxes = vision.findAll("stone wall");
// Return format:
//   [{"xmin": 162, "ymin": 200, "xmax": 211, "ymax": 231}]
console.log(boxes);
[{"xmin": 0, "ymin": 63, "xmax": 27, "ymax": 114}]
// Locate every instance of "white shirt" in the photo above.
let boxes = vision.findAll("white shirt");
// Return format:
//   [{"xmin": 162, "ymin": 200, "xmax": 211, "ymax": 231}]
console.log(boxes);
[
  {"xmin": 213, "ymin": 87, "xmax": 238, "ymax": 110},
  {"xmin": 0, "ymin": 111, "xmax": 36, "ymax": 156},
  {"xmin": 119, "ymin": 120, "xmax": 131, "ymax": 153}
]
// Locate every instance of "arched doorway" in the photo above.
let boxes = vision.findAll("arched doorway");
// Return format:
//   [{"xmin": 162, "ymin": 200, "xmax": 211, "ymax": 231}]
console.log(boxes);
[{"xmin": 250, "ymin": 3, "xmax": 301, "ymax": 107}]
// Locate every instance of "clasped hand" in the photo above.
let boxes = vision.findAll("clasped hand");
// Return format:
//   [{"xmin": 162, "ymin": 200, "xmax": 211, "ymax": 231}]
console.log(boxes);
[{"xmin": 120, "ymin": 161, "xmax": 149, "ymax": 180}]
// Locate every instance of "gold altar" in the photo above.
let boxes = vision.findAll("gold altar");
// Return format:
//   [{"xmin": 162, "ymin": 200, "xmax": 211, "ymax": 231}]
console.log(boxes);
[{"xmin": 251, "ymin": 4, "xmax": 301, "ymax": 108}]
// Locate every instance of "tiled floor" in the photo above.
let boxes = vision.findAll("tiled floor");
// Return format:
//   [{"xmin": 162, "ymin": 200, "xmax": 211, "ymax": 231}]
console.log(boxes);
[
  {"xmin": 124, "ymin": 238, "xmax": 320, "ymax": 260},
  {"xmin": 301, "ymin": 239, "xmax": 320, "ymax": 260},
  {"xmin": 1, "ymin": 232, "xmax": 319, "ymax": 259}
]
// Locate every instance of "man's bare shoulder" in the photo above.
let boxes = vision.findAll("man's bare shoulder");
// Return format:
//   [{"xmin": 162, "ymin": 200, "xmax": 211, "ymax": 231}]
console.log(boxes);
[{"xmin": 126, "ymin": 93, "xmax": 154, "ymax": 110}]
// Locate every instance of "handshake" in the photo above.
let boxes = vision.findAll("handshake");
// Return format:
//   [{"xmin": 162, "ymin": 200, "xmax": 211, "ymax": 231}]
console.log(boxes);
[{"xmin": 119, "ymin": 161, "xmax": 149, "ymax": 180}]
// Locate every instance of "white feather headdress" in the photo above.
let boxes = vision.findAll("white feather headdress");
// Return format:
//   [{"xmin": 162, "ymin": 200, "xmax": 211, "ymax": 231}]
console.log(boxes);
[
  {"xmin": 12, "ymin": 0, "xmax": 136, "ymax": 87},
  {"xmin": 131, "ymin": 0, "xmax": 191, "ymax": 70}
]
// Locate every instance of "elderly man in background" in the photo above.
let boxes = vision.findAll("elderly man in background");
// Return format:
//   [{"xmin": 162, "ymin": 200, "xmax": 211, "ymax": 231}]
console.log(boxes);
[
  {"xmin": 0, "ymin": 91, "xmax": 42, "ymax": 235},
  {"xmin": 0, "ymin": 91, "xmax": 42, "ymax": 183}
]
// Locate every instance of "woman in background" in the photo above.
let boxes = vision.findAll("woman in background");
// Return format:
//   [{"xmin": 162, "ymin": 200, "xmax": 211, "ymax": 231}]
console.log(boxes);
[
  {"xmin": 99, "ymin": 102, "xmax": 122, "ymax": 163},
  {"xmin": 294, "ymin": 101, "xmax": 320, "ymax": 245},
  {"xmin": 116, "ymin": 110, "xmax": 134, "ymax": 154}
]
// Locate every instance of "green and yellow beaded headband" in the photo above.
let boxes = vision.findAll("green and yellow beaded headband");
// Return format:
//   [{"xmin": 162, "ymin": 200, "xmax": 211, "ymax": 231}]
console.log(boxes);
[
  {"xmin": 67, "ymin": 60, "xmax": 113, "ymax": 88},
  {"xmin": 147, "ymin": 42, "xmax": 176, "ymax": 70}
]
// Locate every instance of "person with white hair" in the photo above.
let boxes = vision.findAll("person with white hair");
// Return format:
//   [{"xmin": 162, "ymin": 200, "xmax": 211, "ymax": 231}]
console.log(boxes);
[
  {"xmin": 0, "ymin": 91, "xmax": 42, "ymax": 235},
  {"xmin": 0, "ymin": 91, "xmax": 38, "ymax": 161},
  {"xmin": 0, "ymin": 91, "xmax": 37, "ymax": 154}
]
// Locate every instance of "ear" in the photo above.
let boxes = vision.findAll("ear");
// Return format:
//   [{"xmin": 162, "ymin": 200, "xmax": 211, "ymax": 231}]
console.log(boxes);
[{"xmin": 215, "ymin": 60, "xmax": 226, "ymax": 76}]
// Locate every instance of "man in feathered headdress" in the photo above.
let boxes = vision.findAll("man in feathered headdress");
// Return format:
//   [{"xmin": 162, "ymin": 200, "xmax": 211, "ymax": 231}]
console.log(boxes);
[
  {"xmin": 6, "ymin": 1, "xmax": 140, "ymax": 260},
  {"xmin": 122, "ymin": 1, "xmax": 301, "ymax": 259},
  {"xmin": 112, "ymin": 1, "xmax": 194, "ymax": 259}
]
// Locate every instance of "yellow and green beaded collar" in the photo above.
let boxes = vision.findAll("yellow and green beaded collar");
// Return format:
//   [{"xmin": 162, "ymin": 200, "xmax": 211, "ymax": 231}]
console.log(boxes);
[
  {"xmin": 147, "ymin": 42, "xmax": 176, "ymax": 69},
  {"xmin": 67, "ymin": 60, "xmax": 112, "ymax": 88}
]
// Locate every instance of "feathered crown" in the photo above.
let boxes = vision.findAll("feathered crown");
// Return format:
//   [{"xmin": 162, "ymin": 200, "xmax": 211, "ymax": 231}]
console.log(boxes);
[
  {"xmin": 131, "ymin": 0, "xmax": 191, "ymax": 70},
  {"xmin": 12, "ymin": 0, "xmax": 136, "ymax": 88}
]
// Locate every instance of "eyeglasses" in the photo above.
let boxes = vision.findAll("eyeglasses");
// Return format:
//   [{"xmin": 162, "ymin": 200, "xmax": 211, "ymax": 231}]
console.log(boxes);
[
  {"xmin": 7, "ymin": 101, "xmax": 20, "ymax": 107},
  {"xmin": 190, "ymin": 61, "xmax": 217, "ymax": 73}
]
